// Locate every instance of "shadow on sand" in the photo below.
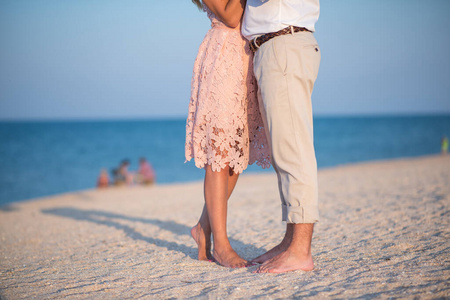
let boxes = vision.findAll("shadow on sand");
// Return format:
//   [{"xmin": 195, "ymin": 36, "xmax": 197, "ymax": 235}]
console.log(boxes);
[
  {"xmin": 0, "ymin": 204, "xmax": 20, "ymax": 212},
  {"xmin": 42, "ymin": 207, "xmax": 266, "ymax": 261}
]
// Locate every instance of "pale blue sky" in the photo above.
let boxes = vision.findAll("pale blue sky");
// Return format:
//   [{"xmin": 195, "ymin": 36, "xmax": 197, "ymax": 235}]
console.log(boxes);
[{"xmin": 1, "ymin": 0, "xmax": 449, "ymax": 120}]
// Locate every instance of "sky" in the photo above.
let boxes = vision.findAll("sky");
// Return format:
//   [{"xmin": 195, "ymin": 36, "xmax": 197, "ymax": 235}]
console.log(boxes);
[{"xmin": 0, "ymin": 0, "xmax": 449, "ymax": 120}]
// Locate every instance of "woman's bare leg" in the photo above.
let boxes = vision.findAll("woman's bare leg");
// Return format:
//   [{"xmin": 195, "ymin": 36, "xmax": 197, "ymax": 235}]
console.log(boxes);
[
  {"xmin": 191, "ymin": 204, "xmax": 213, "ymax": 260},
  {"xmin": 205, "ymin": 164, "xmax": 247, "ymax": 267},
  {"xmin": 191, "ymin": 166, "xmax": 239, "ymax": 261}
]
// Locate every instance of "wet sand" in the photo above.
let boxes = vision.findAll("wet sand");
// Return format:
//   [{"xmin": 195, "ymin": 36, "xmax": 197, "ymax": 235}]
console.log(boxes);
[{"xmin": 1, "ymin": 155, "xmax": 449, "ymax": 299}]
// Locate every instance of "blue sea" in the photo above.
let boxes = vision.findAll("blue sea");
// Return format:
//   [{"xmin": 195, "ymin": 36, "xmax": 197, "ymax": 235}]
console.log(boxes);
[{"xmin": 0, "ymin": 115, "xmax": 449, "ymax": 206}]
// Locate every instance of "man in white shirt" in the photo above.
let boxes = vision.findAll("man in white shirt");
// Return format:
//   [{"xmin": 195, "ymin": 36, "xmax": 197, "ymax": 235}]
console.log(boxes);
[{"xmin": 242, "ymin": 0, "xmax": 321, "ymax": 273}]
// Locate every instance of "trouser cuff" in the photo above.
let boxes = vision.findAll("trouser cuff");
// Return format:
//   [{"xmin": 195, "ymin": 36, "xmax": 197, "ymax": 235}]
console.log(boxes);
[{"xmin": 282, "ymin": 204, "xmax": 319, "ymax": 224}]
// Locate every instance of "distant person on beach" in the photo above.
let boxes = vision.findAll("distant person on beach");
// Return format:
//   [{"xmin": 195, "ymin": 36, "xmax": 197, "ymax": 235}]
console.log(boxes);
[
  {"xmin": 136, "ymin": 157, "xmax": 155, "ymax": 185},
  {"xmin": 97, "ymin": 169, "xmax": 109, "ymax": 188},
  {"xmin": 442, "ymin": 136, "xmax": 449, "ymax": 155},
  {"xmin": 185, "ymin": 0, "xmax": 271, "ymax": 268},
  {"xmin": 242, "ymin": 0, "xmax": 321, "ymax": 273},
  {"xmin": 113, "ymin": 159, "xmax": 134, "ymax": 186}
]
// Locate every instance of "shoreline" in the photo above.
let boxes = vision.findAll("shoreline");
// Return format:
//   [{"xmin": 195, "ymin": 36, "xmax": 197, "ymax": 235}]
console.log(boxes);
[
  {"xmin": 1, "ymin": 155, "xmax": 449, "ymax": 298},
  {"xmin": 1, "ymin": 153, "xmax": 445, "ymax": 208}
]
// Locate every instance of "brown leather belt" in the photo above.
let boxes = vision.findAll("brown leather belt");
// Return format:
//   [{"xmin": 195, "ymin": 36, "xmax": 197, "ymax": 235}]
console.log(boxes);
[{"xmin": 249, "ymin": 26, "xmax": 312, "ymax": 53}]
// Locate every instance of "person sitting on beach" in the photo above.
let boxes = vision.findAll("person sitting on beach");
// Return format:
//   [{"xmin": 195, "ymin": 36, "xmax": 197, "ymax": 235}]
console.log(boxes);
[
  {"xmin": 136, "ymin": 157, "xmax": 155, "ymax": 185},
  {"xmin": 113, "ymin": 159, "xmax": 134, "ymax": 186},
  {"xmin": 97, "ymin": 168, "xmax": 109, "ymax": 188}
]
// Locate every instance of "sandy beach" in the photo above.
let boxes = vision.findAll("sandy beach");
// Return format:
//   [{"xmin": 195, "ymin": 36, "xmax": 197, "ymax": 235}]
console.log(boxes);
[{"xmin": 0, "ymin": 155, "xmax": 449, "ymax": 299}]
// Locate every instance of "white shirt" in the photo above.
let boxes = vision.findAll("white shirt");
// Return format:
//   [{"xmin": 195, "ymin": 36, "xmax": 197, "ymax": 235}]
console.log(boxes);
[{"xmin": 242, "ymin": 0, "xmax": 320, "ymax": 40}]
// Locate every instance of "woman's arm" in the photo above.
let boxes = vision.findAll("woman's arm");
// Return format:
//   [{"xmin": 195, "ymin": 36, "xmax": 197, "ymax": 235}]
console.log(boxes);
[{"xmin": 203, "ymin": 0, "xmax": 245, "ymax": 28}]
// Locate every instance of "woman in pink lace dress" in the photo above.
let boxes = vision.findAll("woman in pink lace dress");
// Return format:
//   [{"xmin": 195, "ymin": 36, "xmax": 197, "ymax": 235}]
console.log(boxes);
[{"xmin": 186, "ymin": 0, "xmax": 270, "ymax": 268}]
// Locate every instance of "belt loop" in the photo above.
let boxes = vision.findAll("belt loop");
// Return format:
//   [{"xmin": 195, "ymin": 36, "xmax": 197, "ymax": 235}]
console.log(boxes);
[{"xmin": 290, "ymin": 25, "xmax": 294, "ymax": 35}]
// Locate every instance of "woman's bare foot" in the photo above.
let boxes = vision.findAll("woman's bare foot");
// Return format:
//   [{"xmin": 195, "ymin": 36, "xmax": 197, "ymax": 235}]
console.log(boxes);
[
  {"xmin": 191, "ymin": 223, "xmax": 213, "ymax": 261},
  {"xmin": 255, "ymin": 248, "xmax": 314, "ymax": 273},
  {"xmin": 213, "ymin": 246, "xmax": 249, "ymax": 268}
]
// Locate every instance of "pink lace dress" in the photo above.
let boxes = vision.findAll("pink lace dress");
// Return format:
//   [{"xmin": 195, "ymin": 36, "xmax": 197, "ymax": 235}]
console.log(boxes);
[{"xmin": 185, "ymin": 6, "xmax": 271, "ymax": 173}]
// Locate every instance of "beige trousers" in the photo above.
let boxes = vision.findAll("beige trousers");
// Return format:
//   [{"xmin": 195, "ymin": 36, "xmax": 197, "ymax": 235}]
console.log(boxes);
[{"xmin": 253, "ymin": 31, "xmax": 321, "ymax": 223}]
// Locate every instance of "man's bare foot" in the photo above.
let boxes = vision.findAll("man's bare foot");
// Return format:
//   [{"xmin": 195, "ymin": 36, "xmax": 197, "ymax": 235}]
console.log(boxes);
[
  {"xmin": 213, "ymin": 246, "xmax": 250, "ymax": 268},
  {"xmin": 251, "ymin": 241, "xmax": 290, "ymax": 265},
  {"xmin": 191, "ymin": 223, "xmax": 213, "ymax": 261},
  {"xmin": 255, "ymin": 247, "xmax": 314, "ymax": 273}
]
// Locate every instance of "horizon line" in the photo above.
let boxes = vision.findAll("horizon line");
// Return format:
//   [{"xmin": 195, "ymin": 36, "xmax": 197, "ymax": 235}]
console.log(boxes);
[{"xmin": 0, "ymin": 111, "xmax": 450, "ymax": 123}]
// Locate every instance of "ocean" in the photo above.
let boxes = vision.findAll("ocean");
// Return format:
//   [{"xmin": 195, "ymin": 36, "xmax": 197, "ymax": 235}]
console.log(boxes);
[{"xmin": 0, "ymin": 115, "xmax": 449, "ymax": 205}]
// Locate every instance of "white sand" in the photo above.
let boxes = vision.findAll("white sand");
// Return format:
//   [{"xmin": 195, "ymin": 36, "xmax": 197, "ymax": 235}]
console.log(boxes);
[{"xmin": 1, "ymin": 155, "xmax": 449, "ymax": 299}]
